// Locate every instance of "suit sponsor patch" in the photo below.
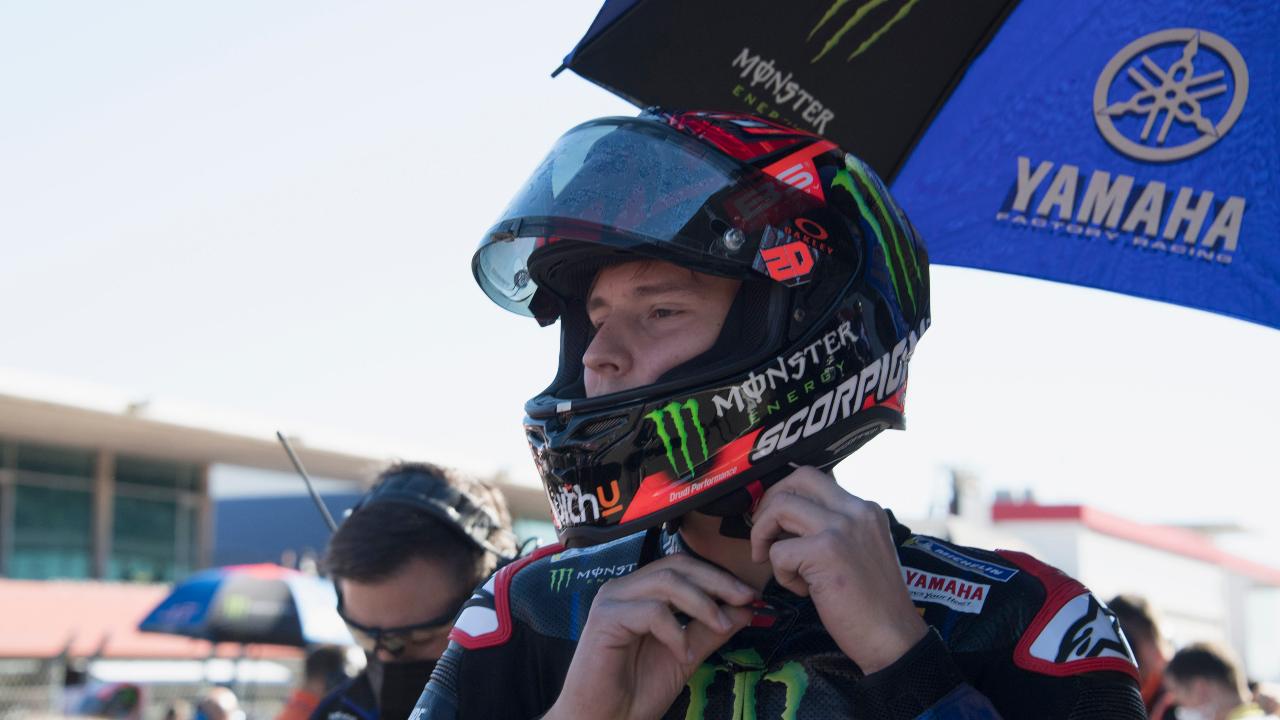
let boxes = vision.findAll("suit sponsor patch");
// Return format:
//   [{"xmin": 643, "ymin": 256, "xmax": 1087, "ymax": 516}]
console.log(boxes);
[
  {"xmin": 997, "ymin": 549, "xmax": 1139, "ymax": 680},
  {"xmin": 901, "ymin": 566, "xmax": 990, "ymax": 614},
  {"xmin": 1029, "ymin": 592, "xmax": 1135, "ymax": 666},
  {"xmin": 904, "ymin": 536, "xmax": 1019, "ymax": 582}
]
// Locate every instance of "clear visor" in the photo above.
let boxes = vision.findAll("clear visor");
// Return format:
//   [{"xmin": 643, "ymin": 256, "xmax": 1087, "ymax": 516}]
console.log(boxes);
[{"xmin": 474, "ymin": 117, "xmax": 819, "ymax": 318}]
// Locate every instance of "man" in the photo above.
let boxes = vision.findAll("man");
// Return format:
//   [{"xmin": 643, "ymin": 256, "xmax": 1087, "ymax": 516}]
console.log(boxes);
[
  {"xmin": 1165, "ymin": 643, "xmax": 1277, "ymax": 720},
  {"xmin": 1110, "ymin": 594, "xmax": 1177, "ymax": 719},
  {"xmin": 417, "ymin": 110, "xmax": 1145, "ymax": 718},
  {"xmin": 196, "ymin": 687, "xmax": 243, "ymax": 720},
  {"xmin": 312, "ymin": 462, "xmax": 516, "ymax": 720},
  {"xmin": 276, "ymin": 645, "xmax": 359, "ymax": 720}
]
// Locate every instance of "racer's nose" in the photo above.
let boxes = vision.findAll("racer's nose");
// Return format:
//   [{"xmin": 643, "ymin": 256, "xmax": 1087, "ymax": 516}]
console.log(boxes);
[{"xmin": 582, "ymin": 319, "xmax": 636, "ymax": 398}]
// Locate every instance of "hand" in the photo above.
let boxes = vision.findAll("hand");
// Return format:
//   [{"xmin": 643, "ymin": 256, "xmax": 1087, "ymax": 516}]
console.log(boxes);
[
  {"xmin": 1255, "ymin": 683, "xmax": 1280, "ymax": 714},
  {"xmin": 544, "ymin": 553, "xmax": 757, "ymax": 720},
  {"xmin": 749, "ymin": 466, "xmax": 927, "ymax": 673}
]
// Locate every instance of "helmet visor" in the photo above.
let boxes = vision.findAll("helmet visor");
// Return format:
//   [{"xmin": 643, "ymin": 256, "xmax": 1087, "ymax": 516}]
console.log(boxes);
[{"xmin": 474, "ymin": 117, "xmax": 822, "ymax": 318}]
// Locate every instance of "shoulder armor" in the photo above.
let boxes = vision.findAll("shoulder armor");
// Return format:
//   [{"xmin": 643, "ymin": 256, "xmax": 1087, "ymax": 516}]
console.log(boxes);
[
  {"xmin": 997, "ymin": 550, "xmax": 1139, "ymax": 681},
  {"xmin": 449, "ymin": 533, "xmax": 649, "ymax": 650},
  {"xmin": 449, "ymin": 544, "xmax": 562, "ymax": 650}
]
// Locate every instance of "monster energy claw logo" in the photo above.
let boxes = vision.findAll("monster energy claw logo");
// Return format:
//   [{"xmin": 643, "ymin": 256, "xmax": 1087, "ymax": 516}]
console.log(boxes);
[
  {"xmin": 549, "ymin": 568, "xmax": 573, "ymax": 592},
  {"xmin": 645, "ymin": 399, "xmax": 709, "ymax": 476},
  {"xmin": 833, "ymin": 154, "xmax": 922, "ymax": 313},
  {"xmin": 685, "ymin": 649, "xmax": 809, "ymax": 720},
  {"xmin": 809, "ymin": 0, "xmax": 923, "ymax": 63}
]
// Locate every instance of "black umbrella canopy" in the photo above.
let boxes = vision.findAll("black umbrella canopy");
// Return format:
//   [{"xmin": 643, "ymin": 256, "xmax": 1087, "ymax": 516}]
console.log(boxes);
[
  {"xmin": 559, "ymin": 1, "xmax": 1280, "ymax": 330},
  {"xmin": 561, "ymin": 0, "xmax": 1016, "ymax": 181}
]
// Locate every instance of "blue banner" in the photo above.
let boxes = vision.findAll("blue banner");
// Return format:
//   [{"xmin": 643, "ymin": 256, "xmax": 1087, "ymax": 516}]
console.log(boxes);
[{"xmin": 892, "ymin": 1, "xmax": 1278, "ymax": 329}]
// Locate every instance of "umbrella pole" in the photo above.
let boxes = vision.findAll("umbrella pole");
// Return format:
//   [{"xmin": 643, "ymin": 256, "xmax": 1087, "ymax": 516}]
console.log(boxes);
[
  {"xmin": 241, "ymin": 645, "xmax": 256, "ymax": 715},
  {"xmin": 235, "ymin": 645, "xmax": 245, "ymax": 705}
]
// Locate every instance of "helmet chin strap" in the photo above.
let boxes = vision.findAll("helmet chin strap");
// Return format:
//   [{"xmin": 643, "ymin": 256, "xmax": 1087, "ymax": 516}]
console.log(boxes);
[
  {"xmin": 699, "ymin": 465, "xmax": 795, "ymax": 539},
  {"xmin": 716, "ymin": 480, "xmax": 765, "ymax": 539}
]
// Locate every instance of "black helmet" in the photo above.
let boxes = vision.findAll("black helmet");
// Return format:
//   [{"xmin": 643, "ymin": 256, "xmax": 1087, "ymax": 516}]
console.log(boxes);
[{"xmin": 474, "ymin": 110, "xmax": 929, "ymax": 547}]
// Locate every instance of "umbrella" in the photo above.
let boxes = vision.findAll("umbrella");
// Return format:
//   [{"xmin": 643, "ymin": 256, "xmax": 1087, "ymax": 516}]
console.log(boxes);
[
  {"xmin": 557, "ymin": 0, "xmax": 1279, "ymax": 329},
  {"xmin": 139, "ymin": 563, "xmax": 352, "ymax": 648}
]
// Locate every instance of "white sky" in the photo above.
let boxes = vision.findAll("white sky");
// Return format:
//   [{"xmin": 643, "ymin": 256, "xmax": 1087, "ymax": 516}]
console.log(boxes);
[{"xmin": 2, "ymin": 1, "xmax": 1278, "ymax": 561}]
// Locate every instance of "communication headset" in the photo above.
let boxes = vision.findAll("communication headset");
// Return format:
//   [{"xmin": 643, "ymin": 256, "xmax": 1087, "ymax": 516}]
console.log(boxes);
[
  {"xmin": 344, "ymin": 465, "xmax": 520, "ymax": 563},
  {"xmin": 333, "ymin": 466, "xmax": 527, "ymax": 658}
]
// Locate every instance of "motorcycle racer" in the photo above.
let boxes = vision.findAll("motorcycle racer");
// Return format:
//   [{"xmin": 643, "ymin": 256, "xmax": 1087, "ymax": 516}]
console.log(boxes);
[{"xmin": 414, "ymin": 110, "xmax": 1145, "ymax": 719}]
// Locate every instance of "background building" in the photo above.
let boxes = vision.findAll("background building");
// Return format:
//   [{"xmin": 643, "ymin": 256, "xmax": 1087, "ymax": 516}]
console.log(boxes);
[
  {"xmin": 0, "ymin": 379, "xmax": 552, "ymax": 720},
  {"xmin": 908, "ymin": 472, "xmax": 1280, "ymax": 683},
  {"xmin": 0, "ymin": 384, "xmax": 375, "ymax": 583}
]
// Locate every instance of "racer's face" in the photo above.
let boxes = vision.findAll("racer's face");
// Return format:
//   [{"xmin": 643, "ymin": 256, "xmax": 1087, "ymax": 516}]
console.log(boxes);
[
  {"xmin": 583, "ymin": 260, "xmax": 739, "ymax": 398},
  {"xmin": 338, "ymin": 556, "xmax": 464, "ymax": 662}
]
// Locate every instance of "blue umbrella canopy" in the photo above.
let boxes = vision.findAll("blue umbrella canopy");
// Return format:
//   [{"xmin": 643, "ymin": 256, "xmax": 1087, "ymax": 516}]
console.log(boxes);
[
  {"xmin": 559, "ymin": 0, "xmax": 1279, "ymax": 329},
  {"xmin": 139, "ymin": 563, "xmax": 352, "ymax": 648}
]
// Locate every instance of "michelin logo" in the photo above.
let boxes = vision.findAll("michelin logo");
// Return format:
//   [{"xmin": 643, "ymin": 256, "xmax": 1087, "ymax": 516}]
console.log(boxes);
[{"xmin": 906, "ymin": 537, "xmax": 1018, "ymax": 582}]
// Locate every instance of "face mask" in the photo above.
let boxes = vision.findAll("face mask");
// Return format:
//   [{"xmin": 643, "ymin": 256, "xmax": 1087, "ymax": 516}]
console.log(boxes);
[{"xmin": 365, "ymin": 657, "xmax": 437, "ymax": 720}]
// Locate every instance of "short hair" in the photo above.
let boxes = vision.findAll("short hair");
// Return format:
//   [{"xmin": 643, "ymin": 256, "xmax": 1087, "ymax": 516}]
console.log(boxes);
[
  {"xmin": 1108, "ymin": 594, "xmax": 1160, "ymax": 648},
  {"xmin": 304, "ymin": 645, "xmax": 352, "ymax": 690},
  {"xmin": 1166, "ymin": 642, "xmax": 1247, "ymax": 696},
  {"xmin": 323, "ymin": 462, "xmax": 515, "ymax": 592}
]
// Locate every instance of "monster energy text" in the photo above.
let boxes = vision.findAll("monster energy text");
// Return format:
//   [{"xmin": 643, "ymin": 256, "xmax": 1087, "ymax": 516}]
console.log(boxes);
[
  {"xmin": 712, "ymin": 320, "xmax": 858, "ymax": 419},
  {"xmin": 731, "ymin": 49, "xmax": 834, "ymax": 133}
]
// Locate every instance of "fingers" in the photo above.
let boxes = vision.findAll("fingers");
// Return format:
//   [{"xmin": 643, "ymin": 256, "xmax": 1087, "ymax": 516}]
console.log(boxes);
[
  {"xmin": 610, "ymin": 554, "xmax": 757, "ymax": 609},
  {"xmin": 613, "ymin": 599, "xmax": 691, "ymax": 661},
  {"xmin": 766, "ymin": 465, "xmax": 850, "ymax": 506},
  {"xmin": 624, "ymin": 570, "xmax": 734, "ymax": 633},
  {"xmin": 767, "ymin": 536, "xmax": 820, "ymax": 597},
  {"xmin": 749, "ymin": 490, "xmax": 844, "ymax": 563},
  {"xmin": 588, "ymin": 553, "xmax": 758, "ymax": 659},
  {"xmin": 682, "ymin": 605, "xmax": 754, "ymax": 664}
]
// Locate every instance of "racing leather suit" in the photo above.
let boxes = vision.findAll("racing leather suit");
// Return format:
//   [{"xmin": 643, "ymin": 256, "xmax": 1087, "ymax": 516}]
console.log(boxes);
[
  {"xmin": 313, "ymin": 673, "xmax": 377, "ymax": 720},
  {"xmin": 415, "ymin": 513, "xmax": 1145, "ymax": 719}
]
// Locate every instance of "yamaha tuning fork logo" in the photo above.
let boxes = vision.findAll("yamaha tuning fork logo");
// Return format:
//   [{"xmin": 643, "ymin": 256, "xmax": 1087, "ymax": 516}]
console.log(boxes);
[{"xmin": 1093, "ymin": 28, "xmax": 1249, "ymax": 162}]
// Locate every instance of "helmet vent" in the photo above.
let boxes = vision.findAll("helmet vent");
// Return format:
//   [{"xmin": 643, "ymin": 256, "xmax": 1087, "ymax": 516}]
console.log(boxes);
[{"xmin": 573, "ymin": 416, "xmax": 627, "ymax": 440}]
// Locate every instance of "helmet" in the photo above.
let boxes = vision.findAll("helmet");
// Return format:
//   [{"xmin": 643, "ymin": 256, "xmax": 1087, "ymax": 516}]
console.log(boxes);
[{"xmin": 474, "ymin": 110, "xmax": 929, "ymax": 547}]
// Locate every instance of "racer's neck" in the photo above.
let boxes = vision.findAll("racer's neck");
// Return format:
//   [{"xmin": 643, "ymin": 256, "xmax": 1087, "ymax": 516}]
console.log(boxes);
[{"xmin": 678, "ymin": 511, "xmax": 773, "ymax": 591}]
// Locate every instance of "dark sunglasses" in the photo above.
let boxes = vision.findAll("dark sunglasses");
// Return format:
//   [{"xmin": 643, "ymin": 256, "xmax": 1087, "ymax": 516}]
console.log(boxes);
[{"xmin": 337, "ymin": 595, "xmax": 467, "ymax": 658}]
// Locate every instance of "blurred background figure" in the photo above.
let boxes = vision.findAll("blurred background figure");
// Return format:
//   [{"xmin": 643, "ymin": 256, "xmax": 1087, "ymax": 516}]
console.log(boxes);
[
  {"xmin": 275, "ymin": 646, "xmax": 360, "ymax": 720},
  {"xmin": 195, "ymin": 687, "xmax": 244, "ymax": 720},
  {"xmin": 1111, "ymin": 594, "xmax": 1177, "ymax": 719},
  {"xmin": 1165, "ymin": 642, "xmax": 1278, "ymax": 720},
  {"xmin": 162, "ymin": 699, "xmax": 194, "ymax": 720},
  {"xmin": 1250, "ymin": 682, "xmax": 1280, "ymax": 716},
  {"xmin": 312, "ymin": 462, "xmax": 517, "ymax": 720},
  {"xmin": 68, "ymin": 682, "xmax": 143, "ymax": 720}
]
